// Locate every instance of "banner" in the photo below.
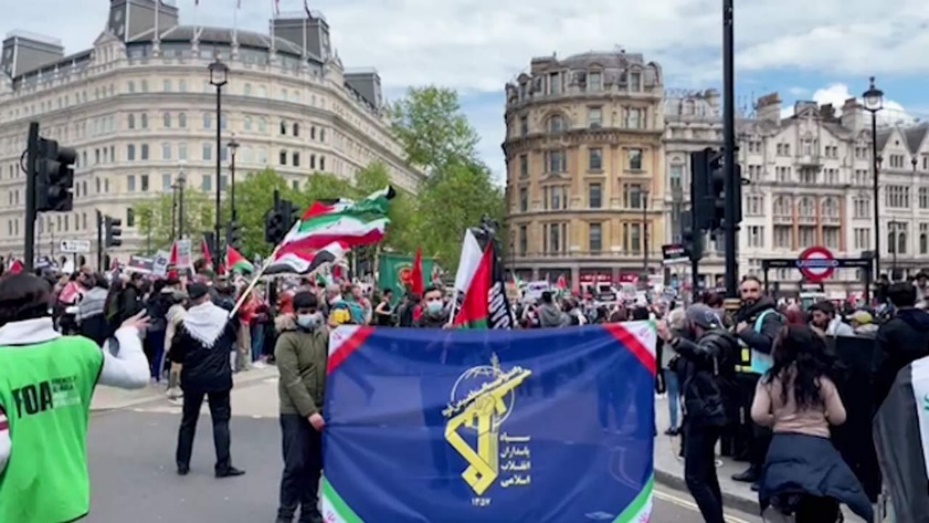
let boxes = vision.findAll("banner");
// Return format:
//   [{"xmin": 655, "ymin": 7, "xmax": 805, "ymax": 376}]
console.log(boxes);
[
  {"xmin": 378, "ymin": 253, "xmax": 435, "ymax": 304},
  {"xmin": 322, "ymin": 323, "xmax": 657, "ymax": 523}
]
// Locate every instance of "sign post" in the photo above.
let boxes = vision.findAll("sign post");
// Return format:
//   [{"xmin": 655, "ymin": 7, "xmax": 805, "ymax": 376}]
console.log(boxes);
[
  {"xmin": 796, "ymin": 246, "xmax": 837, "ymax": 283},
  {"xmin": 59, "ymin": 239, "xmax": 91, "ymax": 254}
]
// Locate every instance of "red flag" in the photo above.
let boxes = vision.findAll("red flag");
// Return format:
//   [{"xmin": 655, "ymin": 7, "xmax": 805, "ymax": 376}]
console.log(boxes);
[
  {"xmin": 169, "ymin": 241, "xmax": 179, "ymax": 266},
  {"xmin": 411, "ymin": 248, "xmax": 424, "ymax": 297},
  {"xmin": 556, "ymin": 274, "xmax": 567, "ymax": 291},
  {"xmin": 200, "ymin": 237, "xmax": 213, "ymax": 269},
  {"xmin": 453, "ymin": 247, "xmax": 494, "ymax": 328}
]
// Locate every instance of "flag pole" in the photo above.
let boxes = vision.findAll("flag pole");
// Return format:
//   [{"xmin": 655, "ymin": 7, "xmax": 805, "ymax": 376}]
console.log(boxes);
[{"xmin": 228, "ymin": 242, "xmax": 284, "ymax": 319}]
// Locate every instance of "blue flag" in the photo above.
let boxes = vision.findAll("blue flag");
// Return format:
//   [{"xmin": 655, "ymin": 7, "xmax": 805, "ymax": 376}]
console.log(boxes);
[{"xmin": 322, "ymin": 323, "xmax": 657, "ymax": 523}]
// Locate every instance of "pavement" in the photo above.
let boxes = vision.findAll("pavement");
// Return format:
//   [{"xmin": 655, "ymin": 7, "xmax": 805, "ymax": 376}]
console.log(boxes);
[{"xmin": 86, "ymin": 366, "xmax": 762, "ymax": 522}]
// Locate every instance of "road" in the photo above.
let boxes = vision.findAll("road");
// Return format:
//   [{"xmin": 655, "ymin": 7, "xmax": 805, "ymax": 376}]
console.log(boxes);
[{"xmin": 85, "ymin": 378, "xmax": 760, "ymax": 523}]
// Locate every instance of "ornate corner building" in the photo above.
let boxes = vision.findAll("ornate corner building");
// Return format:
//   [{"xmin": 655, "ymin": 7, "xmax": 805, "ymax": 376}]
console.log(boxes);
[
  {"xmin": 502, "ymin": 50, "xmax": 665, "ymax": 286},
  {"xmin": 0, "ymin": 0, "xmax": 422, "ymax": 261}
]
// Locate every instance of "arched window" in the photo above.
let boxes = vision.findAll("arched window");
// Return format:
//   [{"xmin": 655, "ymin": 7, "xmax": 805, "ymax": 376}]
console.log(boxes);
[
  {"xmin": 178, "ymin": 113, "xmax": 187, "ymax": 128},
  {"xmin": 128, "ymin": 114, "xmax": 135, "ymax": 129},
  {"xmin": 920, "ymin": 233, "xmax": 927, "ymax": 254},
  {"xmin": 258, "ymin": 118, "xmax": 267, "ymax": 133},
  {"xmin": 899, "ymin": 232, "xmax": 907, "ymax": 255},
  {"xmin": 292, "ymin": 123, "xmax": 299, "ymax": 136},
  {"xmin": 163, "ymin": 112, "xmax": 171, "ymax": 128},
  {"xmin": 888, "ymin": 232, "xmax": 896, "ymax": 254},
  {"xmin": 798, "ymin": 197, "xmax": 814, "ymax": 217},
  {"xmin": 548, "ymin": 114, "xmax": 566, "ymax": 133},
  {"xmin": 821, "ymin": 197, "xmax": 838, "ymax": 217},
  {"xmin": 140, "ymin": 113, "xmax": 148, "ymax": 128},
  {"xmin": 280, "ymin": 120, "xmax": 287, "ymax": 135},
  {"xmin": 773, "ymin": 196, "xmax": 789, "ymax": 215},
  {"xmin": 244, "ymin": 116, "xmax": 252, "ymax": 131}
]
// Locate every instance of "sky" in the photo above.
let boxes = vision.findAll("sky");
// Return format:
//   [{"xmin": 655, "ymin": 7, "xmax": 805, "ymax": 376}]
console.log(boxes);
[{"xmin": 6, "ymin": 0, "xmax": 929, "ymax": 180}]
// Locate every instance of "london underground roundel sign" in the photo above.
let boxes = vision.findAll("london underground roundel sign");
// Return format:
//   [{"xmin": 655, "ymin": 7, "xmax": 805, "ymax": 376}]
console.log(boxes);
[{"xmin": 796, "ymin": 246, "xmax": 837, "ymax": 283}]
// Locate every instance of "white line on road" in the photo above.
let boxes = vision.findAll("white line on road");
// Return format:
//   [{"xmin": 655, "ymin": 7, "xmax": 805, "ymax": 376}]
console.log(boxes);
[{"xmin": 654, "ymin": 488, "xmax": 753, "ymax": 523}]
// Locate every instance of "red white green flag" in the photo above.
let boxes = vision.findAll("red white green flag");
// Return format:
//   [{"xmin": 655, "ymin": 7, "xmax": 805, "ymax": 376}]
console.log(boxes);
[
  {"xmin": 225, "ymin": 246, "xmax": 253, "ymax": 274},
  {"xmin": 451, "ymin": 230, "xmax": 513, "ymax": 330},
  {"xmin": 265, "ymin": 241, "xmax": 348, "ymax": 275},
  {"xmin": 279, "ymin": 186, "xmax": 394, "ymax": 252}
]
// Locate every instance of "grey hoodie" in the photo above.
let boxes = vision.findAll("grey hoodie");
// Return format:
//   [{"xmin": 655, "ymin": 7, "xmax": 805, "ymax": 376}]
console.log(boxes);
[{"xmin": 538, "ymin": 303, "xmax": 568, "ymax": 327}]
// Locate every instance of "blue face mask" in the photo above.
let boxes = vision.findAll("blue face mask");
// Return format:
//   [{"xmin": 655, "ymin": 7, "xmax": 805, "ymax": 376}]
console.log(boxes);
[
  {"xmin": 297, "ymin": 313, "xmax": 319, "ymax": 330},
  {"xmin": 425, "ymin": 301, "xmax": 444, "ymax": 315}
]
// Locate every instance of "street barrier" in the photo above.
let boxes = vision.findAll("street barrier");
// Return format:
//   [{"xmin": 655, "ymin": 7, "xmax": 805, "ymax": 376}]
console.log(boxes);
[{"xmin": 320, "ymin": 323, "xmax": 657, "ymax": 523}]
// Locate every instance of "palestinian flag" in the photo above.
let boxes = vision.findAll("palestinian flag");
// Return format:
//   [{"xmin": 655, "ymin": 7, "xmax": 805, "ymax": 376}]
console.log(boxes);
[
  {"xmin": 265, "ymin": 241, "xmax": 348, "ymax": 275},
  {"xmin": 451, "ymin": 230, "xmax": 513, "ymax": 329},
  {"xmin": 226, "ymin": 246, "xmax": 254, "ymax": 274},
  {"xmin": 281, "ymin": 186, "xmax": 395, "ymax": 251}
]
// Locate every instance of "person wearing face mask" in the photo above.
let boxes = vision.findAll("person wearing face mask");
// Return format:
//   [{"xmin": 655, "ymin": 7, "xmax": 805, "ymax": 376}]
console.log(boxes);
[
  {"xmin": 273, "ymin": 291, "xmax": 328, "ymax": 523},
  {"xmin": 415, "ymin": 286, "xmax": 447, "ymax": 328}
]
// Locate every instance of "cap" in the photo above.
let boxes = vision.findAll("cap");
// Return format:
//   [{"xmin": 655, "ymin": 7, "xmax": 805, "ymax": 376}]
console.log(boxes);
[
  {"xmin": 292, "ymin": 291, "xmax": 318, "ymax": 310},
  {"xmin": 849, "ymin": 310, "xmax": 873, "ymax": 325},
  {"xmin": 187, "ymin": 282, "xmax": 209, "ymax": 301},
  {"xmin": 685, "ymin": 304, "xmax": 722, "ymax": 330}
]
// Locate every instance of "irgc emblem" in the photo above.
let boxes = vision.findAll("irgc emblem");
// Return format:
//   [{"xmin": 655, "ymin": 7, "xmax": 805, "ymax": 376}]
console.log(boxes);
[{"xmin": 443, "ymin": 353, "xmax": 533, "ymax": 507}]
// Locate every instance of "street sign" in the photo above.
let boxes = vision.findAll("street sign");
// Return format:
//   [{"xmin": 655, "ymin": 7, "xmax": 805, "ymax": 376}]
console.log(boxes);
[
  {"xmin": 59, "ymin": 239, "xmax": 90, "ymax": 254},
  {"xmin": 796, "ymin": 246, "xmax": 838, "ymax": 283}
]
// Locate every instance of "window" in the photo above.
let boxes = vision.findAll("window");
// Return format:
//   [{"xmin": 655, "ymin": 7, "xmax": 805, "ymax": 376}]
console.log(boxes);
[
  {"xmin": 543, "ymin": 186, "xmax": 568, "ymax": 210},
  {"xmin": 854, "ymin": 228, "xmax": 871, "ymax": 250},
  {"xmin": 546, "ymin": 150, "xmax": 566, "ymax": 174},
  {"xmin": 543, "ymin": 222, "xmax": 568, "ymax": 253},
  {"xmin": 623, "ymin": 184, "xmax": 645, "ymax": 208},
  {"xmin": 921, "ymin": 224, "xmax": 929, "ymax": 254},
  {"xmin": 162, "ymin": 174, "xmax": 172, "ymax": 191},
  {"xmin": 161, "ymin": 143, "xmax": 171, "ymax": 160},
  {"xmin": 178, "ymin": 113, "xmax": 187, "ymax": 128},
  {"xmin": 885, "ymin": 186, "xmax": 910, "ymax": 208},
  {"xmin": 293, "ymin": 123, "xmax": 300, "ymax": 136},
  {"xmin": 201, "ymin": 175, "xmax": 212, "ymax": 192},
  {"xmin": 589, "ymin": 223, "xmax": 603, "ymax": 253},
  {"xmin": 127, "ymin": 175, "xmax": 136, "ymax": 192},
  {"xmin": 588, "ymin": 183, "xmax": 602, "ymax": 209},
  {"xmin": 320, "ymin": 157, "xmax": 326, "ymax": 171},
  {"xmin": 627, "ymin": 148, "xmax": 643, "ymax": 171},
  {"xmin": 519, "ymin": 154, "xmax": 528, "ymax": 178},
  {"xmin": 258, "ymin": 118, "xmax": 267, "ymax": 133},
  {"xmin": 292, "ymin": 152, "xmax": 300, "ymax": 167},
  {"xmin": 548, "ymin": 72, "xmax": 562, "ymax": 95},
  {"xmin": 745, "ymin": 195, "xmax": 764, "ymax": 216},
  {"xmin": 202, "ymin": 143, "xmax": 212, "ymax": 161},
  {"xmin": 519, "ymin": 116, "xmax": 528, "ymax": 137},
  {"xmin": 628, "ymin": 72, "xmax": 641, "ymax": 92},
  {"xmin": 624, "ymin": 108, "xmax": 644, "ymax": 129},
  {"xmin": 853, "ymin": 197, "xmax": 870, "ymax": 219},
  {"xmin": 588, "ymin": 72, "xmax": 602, "ymax": 91},
  {"xmin": 178, "ymin": 143, "xmax": 188, "ymax": 160},
  {"xmin": 280, "ymin": 121, "xmax": 287, "ymax": 135},
  {"xmin": 623, "ymin": 223, "xmax": 642, "ymax": 252},
  {"xmin": 140, "ymin": 144, "xmax": 149, "ymax": 160},
  {"xmin": 244, "ymin": 116, "xmax": 253, "ymax": 132},
  {"xmin": 588, "ymin": 148, "xmax": 602, "ymax": 171},
  {"xmin": 127, "ymin": 144, "xmax": 136, "ymax": 161},
  {"xmin": 823, "ymin": 227, "xmax": 840, "ymax": 249},
  {"xmin": 669, "ymin": 164, "xmax": 683, "ymax": 190},
  {"xmin": 244, "ymin": 83, "xmax": 252, "ymax": 96},
  {"xmin": 203, "ymin": 114, "xmax": 212, "ymax": 129},
  {"xmin": 126, "ymin": 208, "xmax": 135, "ymax": 227},
  {"xmin": 163, "ymin": 112, "xmax": 171, "ymax": 128},
  {"xmin": 163, "ymin": 79, "xmax": 172, "ymax": 92},
  {"xmin": 140, "ymin": 174, "xmax": 149, "ymax": 192},
  {"xmin": 920, "ymin": 187, "xmax": 929, "ymax": 209},
  {"xmin": 279, "ymin": 150, "xmax": 287, "ymax": 165},
  {"xmin": 773, "ymin": 225, "xmax": 792, "ymax": 249},
  {"xmin": 518, "ymin": 188, "xmax": 528, "ymax": 212},
  {"xmin": 799, "ymin": 226, "xmax": 816, "ymax": 246},
  {"xmin": 518, "ymin": 226, "xmax": 528, "ymax": 255},
  {"xmin": 587, "ymin": 107, "xmax": 602, "ymax": 127},
  {"xmin": 179, "ymin": 79, "xmax": 187, "ymax": 92},
  {"xmin": 128, "ymin": 114, "xmax": 135, "ymax": 129},
  {"xmin": 746, "ymin": 225, "xmax": 764, "ymax": 248},
  {"xmin": 548, "ymin": 114, "xmax": 566, "ymax": 133},
  {"xmin": 140, "ymin": 114, "xmax": 148, "ymax": 128}
]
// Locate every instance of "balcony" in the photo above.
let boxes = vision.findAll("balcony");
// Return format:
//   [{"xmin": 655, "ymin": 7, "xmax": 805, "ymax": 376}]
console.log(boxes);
[{"xmin": 796, "ymin": 153, "xmax": 822, "ymax": 168}]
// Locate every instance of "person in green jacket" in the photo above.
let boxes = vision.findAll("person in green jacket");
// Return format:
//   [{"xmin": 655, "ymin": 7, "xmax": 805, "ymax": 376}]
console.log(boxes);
[
  {"xmin": 274, "ymin": 291, "xmax": 328, "ymax": 523},
  {"xmin": 0, "ymin": 273, "xmax": 151, "ymax": 523}
]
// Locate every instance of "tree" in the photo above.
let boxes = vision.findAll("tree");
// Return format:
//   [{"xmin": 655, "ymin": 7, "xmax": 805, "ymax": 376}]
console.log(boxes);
[
  {"xmin": 131, "ymin": 190, "xmax": 213, "ymax": 252},
  {"xmin": 388, "ymin": 86, "xmax": 479, "ymax": 173},
  {"xmin": 221, "ymin": 168, "xmax": 290, "ymax": 257},
  {"xmin": 417, "ymin": 159, "xmax": 505, "ymax": 266}
]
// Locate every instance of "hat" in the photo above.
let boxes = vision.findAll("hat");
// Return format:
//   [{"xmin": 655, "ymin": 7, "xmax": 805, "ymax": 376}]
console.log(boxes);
[
  {"xmin": 849, "ymin": 310, "xmax": 873, "ymax": 325},
  {"xmin": 685, "ymin": 304, "xmax": 722, "ymax": 330},
  {"xmin": 187, "ymin": 282, "xmax": 209, "ymax": 301},
  {"xmin": 292, "ymin": 291, "xmax": 318, "ymax": 310}
]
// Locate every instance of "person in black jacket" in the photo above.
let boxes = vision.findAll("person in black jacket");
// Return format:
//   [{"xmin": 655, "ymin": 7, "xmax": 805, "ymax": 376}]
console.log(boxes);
[
  {"xmin": 658, "ymin": 304, "xmax": 739, "ymax": 523},
  {"xmin": 171, "ymin": 283, "xmax": 245, "ymax": 478},
  {"xmin": 874, "ymin": 281, "xmax": 929, "ymax": 409}
]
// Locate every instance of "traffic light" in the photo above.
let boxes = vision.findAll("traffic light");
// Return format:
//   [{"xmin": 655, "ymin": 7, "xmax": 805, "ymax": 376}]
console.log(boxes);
[
  {"xmin": 689, "ymin": 148, "xmax": 716, "ymax": 231},
  {"xmin": 281, "ymin": 199, "xmax": 299, "ymax": 230},
  {"xmin": 709, "ymin": 155, "xmax": 726, "ymax": 229},
  {"xmin": 264, "ymin": 207, "xmax": 285, "ymax": 244},
  {"xmin": 682, "ymin": 212, "xmax": 703, "ymax": 263},
  {"xmin": 104, "ymin": 215, "xmax": 122, "ymax": 247},
  {"xmin": 226, "ymin": 220, "xmax": 242, "ymax": 250},
  {"xmin": 35, "ymin": 138, "xmax": 76, "ymax": 212}
]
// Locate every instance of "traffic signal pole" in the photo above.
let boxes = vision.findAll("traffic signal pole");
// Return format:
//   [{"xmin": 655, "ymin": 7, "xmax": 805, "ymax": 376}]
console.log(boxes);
[
  {"xmin": 24, "ymin": 122, "xmax": 39, "ymax": 272},
  {"xmin": 722, "ymin": 0, "xmax": 739, "ymax": 298}
]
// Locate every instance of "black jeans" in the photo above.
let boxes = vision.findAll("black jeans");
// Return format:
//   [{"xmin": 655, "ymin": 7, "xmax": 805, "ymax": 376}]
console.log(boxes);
[
  {"xmin": 795, "ymin": 495, "xmax": 840, "ymax": 522},
  {"xmin": 278, "ymin": 414, "xmax": 323, "ymax": 522},
  {"xmin": 684, "ymin": 422, "xmax": 725, "ymax": 523},
  {"xmin": 175, "ymin": 389, "xmax": 232, "ymax": 472}
]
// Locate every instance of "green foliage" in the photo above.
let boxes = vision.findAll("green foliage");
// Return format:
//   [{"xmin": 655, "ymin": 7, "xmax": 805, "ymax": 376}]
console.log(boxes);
[
  {"xmin": 220, "ymin": 168, "xmax": 290, "ymax": 256},
  {"xmin": 132, "ymin": 190, "xmax": 213, "ymax": 252},
  {"xmin": 388, "ymin": 86, "xmax": 480, "ymax": 172}
]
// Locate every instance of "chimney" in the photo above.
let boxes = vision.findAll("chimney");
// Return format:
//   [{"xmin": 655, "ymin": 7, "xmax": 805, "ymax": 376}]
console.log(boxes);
[
  {"xmin": 819, "ymin": 103, "xmax": 836, "ymax": 121},
  {"xmin": 840, "ymin": 98, "xmax": 863, "ymax": 131},
  {"xmin": 755, "ymin": 93, "xmax": 781, "ymax": 123}
]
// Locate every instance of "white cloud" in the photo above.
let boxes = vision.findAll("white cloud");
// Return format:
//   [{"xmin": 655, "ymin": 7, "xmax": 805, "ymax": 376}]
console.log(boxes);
[{"xmin": 780, "ymin": 83, "xmax": 917, "ymax": 125}]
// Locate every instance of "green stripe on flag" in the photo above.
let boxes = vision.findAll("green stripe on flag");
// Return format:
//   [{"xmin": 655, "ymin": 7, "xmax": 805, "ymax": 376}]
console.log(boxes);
[
  {"xmin": 614, "ymin": 474, "xmax": 654, "ymax": 523},
  {"xmin": 321, "ymin": 477, "xmax": 364, "ymax": 523}
]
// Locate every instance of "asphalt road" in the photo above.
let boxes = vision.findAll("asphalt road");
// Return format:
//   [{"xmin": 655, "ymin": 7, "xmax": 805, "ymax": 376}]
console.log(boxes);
[{"xmin": 84, "ymin": 379, "xmax": 760, "ymax": 523}]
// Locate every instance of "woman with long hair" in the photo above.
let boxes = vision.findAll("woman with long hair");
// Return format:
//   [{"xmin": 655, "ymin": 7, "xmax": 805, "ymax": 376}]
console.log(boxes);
[
  {"xmin": 0, "ymin": 273, "xmax": 151, "ymax": 522},
  {"xmin": 751, "ymin": 325, "xmax": 872, "ymax": 522}
]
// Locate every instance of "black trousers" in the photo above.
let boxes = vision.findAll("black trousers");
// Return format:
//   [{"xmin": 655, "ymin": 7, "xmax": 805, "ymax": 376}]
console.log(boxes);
[
  {"xmin": 736, "ymin": 372, "xmax": 772, "ymax": 469},
  {"xmin": 175, "ymin": 389, "xmax": 232, "ymax": 472},
  {"xmin": 684, "ymin": 422, "xmax": 725, "ymax": 523},
  {"xmin": 278, "ymin": 414, "xmax": 323, "ymax": 522},
  {"xmin": 795, "ymin": 496, "xmax": 840, "ymax": 522}
]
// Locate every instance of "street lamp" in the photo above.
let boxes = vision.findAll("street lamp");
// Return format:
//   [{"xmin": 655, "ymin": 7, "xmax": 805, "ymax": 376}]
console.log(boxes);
[
  {"xmin": 889, "ymin": 220, "xmax": 905, "ymax": 280},
  {"xmin": 639, "ymin": 189, "xmax": 650, "ymax": 280},
  {"xmin": 228, "ymin": 135, "xmax": 239, "ymax": 222},
  {"xmin": 177, "ymin": 163, "xmax": 187, "ymax": 241},
  {"xmin": 862, "ymin": 76, "xmax": 884, "ymax": 278},
  {"xmin": 209, "ymin": 55, "xmax": 229, "ymax": 273}
]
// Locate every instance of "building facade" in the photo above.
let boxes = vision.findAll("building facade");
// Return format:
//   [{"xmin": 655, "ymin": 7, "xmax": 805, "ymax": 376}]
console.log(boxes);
[
  {"xmin": 874, "ymin": 122, "xmax": 929, "ymax": 280},
  {"xmin": 502, "ymin": 50, "xmax": 665, "ymax": 287},
  {"xmin": 0, "ymin": 0, "xmax": 421, "ymax": 264}
]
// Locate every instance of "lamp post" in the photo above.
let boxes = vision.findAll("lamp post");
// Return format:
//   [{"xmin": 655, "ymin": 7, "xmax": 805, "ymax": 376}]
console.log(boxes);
[
  {"xmin": 170, "ymin": 182, "xmax": 178, "ymax": 240},
  {"xmin": 228, "ymin": 135, "xmax": 239, "ymax": 222},
  {"xmin": 177, "ymin": 165, "xmax": 187, "ymax": 241},
  {"xmin": 639, "ymin": 189, "xmax": 650, "ymax": 280},
  {"xmin": 889, "ymin": 220, "xmax": 905, "ymax": 279},
  {"xmin": 209, "ymin": 56, "xmax": 229, "ymax": 273},
  {"xmin": 863, "ymin": 77, "xmax": 884, "ymax": 278}
]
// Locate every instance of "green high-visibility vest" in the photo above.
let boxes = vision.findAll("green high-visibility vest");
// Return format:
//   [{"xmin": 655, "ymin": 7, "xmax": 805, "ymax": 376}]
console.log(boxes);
[{"xmin": 0, "ymin": 335, "xmax": 104, "ymax": 523}]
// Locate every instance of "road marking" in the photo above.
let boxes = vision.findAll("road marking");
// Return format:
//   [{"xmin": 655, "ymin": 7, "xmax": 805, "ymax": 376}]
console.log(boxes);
[{"xmin": 654, "ymin": 488, "xmax": 753, "ymax": 523}]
